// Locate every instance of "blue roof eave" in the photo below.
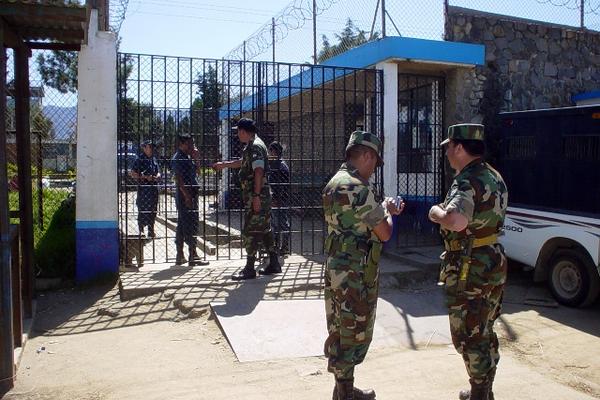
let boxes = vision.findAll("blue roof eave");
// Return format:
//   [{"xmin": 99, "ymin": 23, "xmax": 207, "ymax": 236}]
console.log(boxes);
[{"xmin": 219, "ymin": 36, "xmax": 485, "ymax": 120}]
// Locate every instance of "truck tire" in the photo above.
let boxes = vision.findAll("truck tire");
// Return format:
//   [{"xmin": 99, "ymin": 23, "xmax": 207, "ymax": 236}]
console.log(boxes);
[{"xmin": 548, "ymin": 249, "xmax": 600, "ymax": 307}]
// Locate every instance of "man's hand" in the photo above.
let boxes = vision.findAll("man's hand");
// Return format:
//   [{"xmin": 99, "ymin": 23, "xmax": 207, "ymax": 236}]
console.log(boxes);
[
  {"xmin": 184, "ymin": 195, "xmax": 193, "ymax": 209},
  {"xmin": 252, "ymin": 196, "xmax": 261, "ymax": 213},
  {"xmin": 212, "ymin": 162, "xmax": 225, "ymax": 171},
  {"xmin": 428, "ymin": 204, "xmax": 445, "ymax": 223},
  {"xmin": 383, "ymin": 197, "xmax": 405, "ymax": 216}
]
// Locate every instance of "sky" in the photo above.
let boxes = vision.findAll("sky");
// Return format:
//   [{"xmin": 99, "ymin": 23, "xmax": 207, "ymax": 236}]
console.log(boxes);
[{"xmin": 119, "ymin": 0, "xmax": 294, "ymax": 59}]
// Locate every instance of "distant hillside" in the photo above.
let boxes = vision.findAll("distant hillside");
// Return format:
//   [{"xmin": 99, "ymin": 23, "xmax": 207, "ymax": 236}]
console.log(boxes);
[{"xmin": 43, "ymin": 105, "xmax": 76, "ymax": 140}]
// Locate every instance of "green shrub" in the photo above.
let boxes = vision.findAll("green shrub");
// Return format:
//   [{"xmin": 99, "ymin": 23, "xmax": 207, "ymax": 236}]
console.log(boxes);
[{"xmin": 35, "ymin": 193, "xmax": 75, "ymax": 278}]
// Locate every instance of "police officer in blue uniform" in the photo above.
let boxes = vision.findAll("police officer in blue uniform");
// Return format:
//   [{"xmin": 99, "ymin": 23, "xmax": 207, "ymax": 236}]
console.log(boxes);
[
  {"xmin": 171, "ymin": 134, "xmax": 209, "ymax": 266},
  {"xmin": 130, "ymin": 140, "xmax": 160, "ymax": 237}
]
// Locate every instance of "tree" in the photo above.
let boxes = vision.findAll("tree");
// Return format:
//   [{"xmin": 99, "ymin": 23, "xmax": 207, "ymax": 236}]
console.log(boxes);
[
  {"xmin": 317, "ymin": 19, "xmax": 378, "ymax": 63},
  {"xmin": 36, "ymin": 51, "xmax": 78, "ymax": 94}
]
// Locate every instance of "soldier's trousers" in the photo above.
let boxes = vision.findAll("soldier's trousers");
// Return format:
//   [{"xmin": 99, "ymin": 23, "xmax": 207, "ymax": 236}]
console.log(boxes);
[
  {"xmin": 443, "ymin": 245, "xmax": 507, "ymax": 385},
  {"xmin": 242, "ymin": 193, "xmax": 275, "ymax": 258},
  {"xmin": 324, "ymin": 254, "xmax": 378, "ymax": 379}
]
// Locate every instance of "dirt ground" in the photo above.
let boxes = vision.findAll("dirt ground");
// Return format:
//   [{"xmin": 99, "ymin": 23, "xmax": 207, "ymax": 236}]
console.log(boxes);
[{"xmin": 4, "ymin": 263, "xmax": 600, "ymax": 400}]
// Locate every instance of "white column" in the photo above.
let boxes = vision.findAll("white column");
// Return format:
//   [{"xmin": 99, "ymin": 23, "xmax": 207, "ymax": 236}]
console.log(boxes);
[
  {"xmin": 376, "ymin": 61, "xmax": 398, "ymax": 197},
  {"xmin": 75, "ymin": 9, "xmax": 118, "ymax": 282}
]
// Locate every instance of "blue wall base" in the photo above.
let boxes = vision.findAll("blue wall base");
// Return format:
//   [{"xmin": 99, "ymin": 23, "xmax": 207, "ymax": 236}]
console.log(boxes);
[{"xmin": 76, "ymin": 221, "xmax": 118, "ymax": 283}]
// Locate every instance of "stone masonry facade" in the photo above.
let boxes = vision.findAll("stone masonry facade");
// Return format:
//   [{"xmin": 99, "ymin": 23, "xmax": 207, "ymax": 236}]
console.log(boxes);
[{"xmin": 444, "ymin": 6, "xmax": 600, "ymax": 161}]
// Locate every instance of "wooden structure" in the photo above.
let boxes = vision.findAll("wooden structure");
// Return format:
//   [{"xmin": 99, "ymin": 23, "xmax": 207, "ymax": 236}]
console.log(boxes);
[{"xmin": 0, "ymin": 0, "xmax": 90, "ymax": 396}]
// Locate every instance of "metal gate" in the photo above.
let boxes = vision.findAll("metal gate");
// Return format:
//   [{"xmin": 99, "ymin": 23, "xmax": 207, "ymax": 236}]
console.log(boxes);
[
  {"xmin": 394, "ymin": 74, "xmax": 445, "ymax": 248},
  {"xmin": 117, "ymin": 53, "xmax": 383, "ymax": 267}
]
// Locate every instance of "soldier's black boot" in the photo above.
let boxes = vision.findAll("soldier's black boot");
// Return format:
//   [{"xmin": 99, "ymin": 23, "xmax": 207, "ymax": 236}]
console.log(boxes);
[
  {"xmin": 188, "ymin": 248, "xmax": 209, "ymax": 266},
  {"xmin": 258, "ymin": 252, "xmax": 282, "ymax": 275},
  {"xmin": 175, "ymin": 244, "xmax": 186, "ymax": 265},
  {"xmin": 147, "ymin": 225, "xmax": 155, "ymax": 238},
  {"xmin": 232, "ymin": 256, "xmax": 257, "ymax": 280},
  {"xmin": 333, "ymin": 379, "xmax": 375, "ymax": 400},
  {"xmin": 334, "ymin": 378, "xmax": 355, "ymax": 400}
]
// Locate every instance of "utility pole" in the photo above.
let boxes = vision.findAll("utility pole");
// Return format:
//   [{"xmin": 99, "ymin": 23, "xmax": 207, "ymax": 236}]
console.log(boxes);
[
  {"xmin": 580, "ymin": 0, "xmax": 585, "ymax": 30},
  {"xmin": 381, "ymin": 0, "xmax": 386, "ymax": 38},
  {"xmin": 313, "ymin": 0, "xmax": 317, "ymax": 64},
  {"xmin": 272, "ymin": 17, "xmax": 276, "ymax": 63}
]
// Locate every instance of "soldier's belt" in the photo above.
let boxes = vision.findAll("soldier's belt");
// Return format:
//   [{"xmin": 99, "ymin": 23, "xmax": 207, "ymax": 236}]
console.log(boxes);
[{"xmin": 444, "ymin": 234, "xmax": 498, "ymax": 252}]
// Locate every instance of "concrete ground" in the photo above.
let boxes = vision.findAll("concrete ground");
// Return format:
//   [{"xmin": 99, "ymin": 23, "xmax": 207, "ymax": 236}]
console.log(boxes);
[{"xmin": 4, "ymin": 255, "xmax": 600, "ymax": 400}]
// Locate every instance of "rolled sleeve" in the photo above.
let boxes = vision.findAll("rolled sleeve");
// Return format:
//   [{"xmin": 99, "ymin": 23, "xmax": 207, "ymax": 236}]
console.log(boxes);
[
  {"xmin": 356, "ymin": 187, "xmax": 386, "ymax": 229},
  {"xmin": 445, "ymin": 180, "xmax": 475, "ymax": 222}
]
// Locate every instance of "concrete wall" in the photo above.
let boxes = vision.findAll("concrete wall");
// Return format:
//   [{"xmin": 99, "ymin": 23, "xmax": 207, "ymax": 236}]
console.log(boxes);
[{"xmin": 75, "ymin": 10, "xmax": 118, "ymax": 283}]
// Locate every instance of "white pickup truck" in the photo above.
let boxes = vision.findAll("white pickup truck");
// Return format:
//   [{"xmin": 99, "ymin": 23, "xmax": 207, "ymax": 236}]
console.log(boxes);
[{"xmin": 498, "ymin": 106, "xmax": 600, "ymax": 307}]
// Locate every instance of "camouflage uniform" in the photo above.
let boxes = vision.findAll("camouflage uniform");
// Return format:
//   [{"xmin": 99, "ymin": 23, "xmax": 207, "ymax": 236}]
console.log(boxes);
[
  {"xmin": 322, "ymin": 131, "xmax": 386, "ymax": 381},
  {"xmin": 239, "ymin": 135, "xmax": 275, "ymax": 258},
  {"xmin": 438, "ymin": 124, "xmax": 508, "ymax": 392}
]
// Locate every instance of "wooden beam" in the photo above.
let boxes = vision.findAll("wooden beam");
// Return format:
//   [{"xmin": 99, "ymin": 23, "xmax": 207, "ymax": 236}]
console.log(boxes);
[
  {"xmin": 0, "ymin": 17, "xmax": 21, "ymax": 48},
  {"xmin": 20, "ymin": 27, "xmax": 85, "ymax": 43},
  {"xmin": 26, "ymin": 41, "xmax": 80, "ymax": 51},
  {"xmin": 0, "ymin": 3, "xmax": 87, "ymax": 23}
]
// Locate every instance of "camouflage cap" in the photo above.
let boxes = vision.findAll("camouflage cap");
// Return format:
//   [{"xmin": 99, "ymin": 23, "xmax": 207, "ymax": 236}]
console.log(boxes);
[
  {"xmin": 345, "ymin": 130, "xmax": 384, "ymax": 167},
  {"xmin": 440, "ymin": 123, "xmax": 485, "ymax": 146}
]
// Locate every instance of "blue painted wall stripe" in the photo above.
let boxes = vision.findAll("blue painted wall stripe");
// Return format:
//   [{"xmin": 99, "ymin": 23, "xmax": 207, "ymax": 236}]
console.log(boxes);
[{"xmin": 76, "ymin": 220, "xmax": 118, "ymax": 229}]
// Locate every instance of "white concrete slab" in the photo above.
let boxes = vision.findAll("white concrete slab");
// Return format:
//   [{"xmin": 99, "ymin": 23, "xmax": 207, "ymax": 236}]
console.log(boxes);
[{"xmin": 211, "ymin": 289, "xmax": 451, "ymax": 362}]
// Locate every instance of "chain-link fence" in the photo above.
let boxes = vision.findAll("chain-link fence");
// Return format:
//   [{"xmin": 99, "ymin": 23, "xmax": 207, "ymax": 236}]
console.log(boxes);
[
  {"xmin": 5, "ymin": 49, "xmax": 77, "ymax": 276},
  {"xmin": 225, "ymin": 0, "xmax": 600, "ymax": 63},
  {"xmin": 118, "ymin": 53, "xmax": 383, "ymax": 267}
]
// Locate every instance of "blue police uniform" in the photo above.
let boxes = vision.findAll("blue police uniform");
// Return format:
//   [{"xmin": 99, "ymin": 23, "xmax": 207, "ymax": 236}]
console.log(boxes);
[
  {"xmin": 171, "ymin": 149, "xmax": 199, "ymax": 249},
  {"xmin": 132, "ymin": 152, "xmax": 159, "ymax": 235}
]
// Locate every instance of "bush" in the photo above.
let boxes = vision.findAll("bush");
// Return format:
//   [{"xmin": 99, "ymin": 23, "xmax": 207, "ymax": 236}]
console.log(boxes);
[{"xmin": 35, "ymin": 193, "xmax": 75, "ymax": 278}]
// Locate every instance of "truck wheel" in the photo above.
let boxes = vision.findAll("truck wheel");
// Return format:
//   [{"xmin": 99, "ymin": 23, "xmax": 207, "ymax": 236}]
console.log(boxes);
[{"xmin": 548, "ymin": 250, "xmax": 600, "ymax": 307}]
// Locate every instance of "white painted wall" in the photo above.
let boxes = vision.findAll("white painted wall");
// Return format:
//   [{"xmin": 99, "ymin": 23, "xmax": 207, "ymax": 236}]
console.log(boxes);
[
  {"xmin": 76, "ymin": 10, "xmax": 117, "ymax": 223},
  {"xmin": 376, "ymin": 62, "xmax": 398, "ymax": 197}
]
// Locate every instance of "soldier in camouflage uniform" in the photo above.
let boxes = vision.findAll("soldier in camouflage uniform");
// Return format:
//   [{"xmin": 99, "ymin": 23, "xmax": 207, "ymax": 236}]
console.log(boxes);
[
  {"xmin": 212, "ymin": 118, "xmax": 281, "ymax": 280},
  {"xmin": 428, "ymin": 124, "xmax": 508, "ymax": 400},
  {"xmin": 323, "ymin": 131, "xmax": 404, "ymax": 400}
]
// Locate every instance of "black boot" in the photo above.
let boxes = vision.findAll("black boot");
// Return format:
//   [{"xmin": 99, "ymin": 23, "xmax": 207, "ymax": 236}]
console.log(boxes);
[
  {"xmin": 175, "ymin": 244, "xmax": 187, "ymax": 265},
  {"xmin": 147, "ymin": 225, "xmax": 155, "ymax": 238},
  {"xmin": 333, "ymin": 379, "xmax": 355, "ymax": 400},
  {"xmin": 258, "ymin": 252, "xmax": 282, "ymax": 275},
  {"xmin": 333, "ymin": 379, "xmax": 375, "ymax": 400},
  {"xmin": 232, "ymin": 256, "xmax": 257, "ymax": 280},
  {"xmin": 459, "ymin": 382, "xmax": 489, "ymax": 400},
  {"xmin": 189, "ymin": 248, "xmax": 209, "ymax": 266}
]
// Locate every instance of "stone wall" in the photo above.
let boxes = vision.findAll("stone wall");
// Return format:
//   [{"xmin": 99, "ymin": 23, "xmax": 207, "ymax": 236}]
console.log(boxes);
[{"xmin": 444, "ymin": 6, "xmax": 600, "ymax": 161}]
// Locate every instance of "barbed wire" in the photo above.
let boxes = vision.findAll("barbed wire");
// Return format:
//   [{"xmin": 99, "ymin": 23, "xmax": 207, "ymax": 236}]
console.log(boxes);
[
  {"xmin": 224, "ymin": 0, "xmax": 600, "ymax": 63},
  {"xmin": 109, "ymin": 0, "xmax": 130, "ymax": 34},
  {"xmin": 224, "ymin": 0, "xmax": 340, "ymax": 61}
]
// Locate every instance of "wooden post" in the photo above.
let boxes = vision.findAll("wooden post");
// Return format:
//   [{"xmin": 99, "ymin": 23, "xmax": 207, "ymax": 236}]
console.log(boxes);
[
  {"xmin": 0, "ymin": 21, "xmax": 16, "ymax": 397},
  {"xmin": 14, "ymin": 45, "xmax": 34, "ymax": 318}
]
